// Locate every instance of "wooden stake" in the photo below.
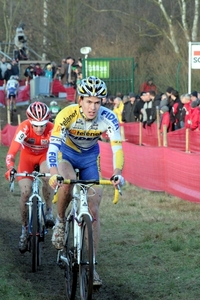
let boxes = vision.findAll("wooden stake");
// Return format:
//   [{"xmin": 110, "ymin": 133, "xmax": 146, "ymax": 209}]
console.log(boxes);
[
  {"xmin": 186, "ymin": 128, "xmax": 190, "ymax": 153},
  {"xmin": 156, "ymin": 106, "xmax": 161, "ymax": 147},
  {"xmin": 163, "ymin": 125, "xmax": 168, "ymax": 147},
  {"xmin": 139, "ymin": 122, "xmax": 142, "ymax": 145}
]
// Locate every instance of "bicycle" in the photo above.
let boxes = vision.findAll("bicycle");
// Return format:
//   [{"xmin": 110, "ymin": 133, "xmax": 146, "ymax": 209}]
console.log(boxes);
[
  {"xmin": 9, "ymin": 167, "xmax": 51, "ymax": 272},
  {"xmin": 53, "ymin": 171, "xmax": 122, "ymax": 300}
]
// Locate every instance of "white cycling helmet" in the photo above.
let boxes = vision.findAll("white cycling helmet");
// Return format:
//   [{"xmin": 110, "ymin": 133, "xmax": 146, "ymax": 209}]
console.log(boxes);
[
  {"xmin": 26, "ymin": 102, "xmax": 50, "ymax": 126},
  {"xmin": 77, "ymin": 76, "xmax": 107, "ymax": 98}
]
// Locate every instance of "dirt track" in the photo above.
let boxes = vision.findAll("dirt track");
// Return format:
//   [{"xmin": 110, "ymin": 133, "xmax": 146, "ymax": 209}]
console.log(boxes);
[{"xmin": 0, "ymin": 98, "xmax": 121, "ymax": 300}]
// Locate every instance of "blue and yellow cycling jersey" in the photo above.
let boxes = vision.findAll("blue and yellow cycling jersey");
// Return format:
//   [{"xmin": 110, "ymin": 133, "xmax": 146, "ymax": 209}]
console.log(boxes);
[{"xmin": 47, "ymin": 104, "xmax": 124, "ymax": 171}]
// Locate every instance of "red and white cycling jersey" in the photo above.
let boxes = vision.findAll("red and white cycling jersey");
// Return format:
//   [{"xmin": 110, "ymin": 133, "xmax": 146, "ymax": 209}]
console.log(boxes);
[{"xmin": 6, "ymin": 119, "xmax": 53, "ymax": 169}]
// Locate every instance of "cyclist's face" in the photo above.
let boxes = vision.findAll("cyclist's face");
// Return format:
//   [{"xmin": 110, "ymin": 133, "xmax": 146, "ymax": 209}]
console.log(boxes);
[
  {"xmin": 80, "ymin": 97, "xmax": 101, "ymax": 119},
  {"xmin": 32, "ymin": 124, "xmax": 46, "ymax": 135}
]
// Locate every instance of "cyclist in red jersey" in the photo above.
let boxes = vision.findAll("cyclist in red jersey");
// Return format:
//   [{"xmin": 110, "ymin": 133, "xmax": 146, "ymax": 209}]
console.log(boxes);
[{"xmin": 5, "ymin": 102, "xmax": 55, "ymax": 253}]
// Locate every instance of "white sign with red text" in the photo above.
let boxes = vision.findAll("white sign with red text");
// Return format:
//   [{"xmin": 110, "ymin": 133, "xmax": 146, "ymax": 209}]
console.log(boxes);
[{"xmin": 191, "ymin": 44, "xmax": 200, "ymax": 69}]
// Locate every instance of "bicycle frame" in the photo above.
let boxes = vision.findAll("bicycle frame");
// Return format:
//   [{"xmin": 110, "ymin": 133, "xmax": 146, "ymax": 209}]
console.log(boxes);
[
  {"xmin": 10, "ymin": 171, "xmax": 50, "ymax": 272},
  {"xmin": 55, "ymin": 177, "xmax": 121, "ymax": 300}
]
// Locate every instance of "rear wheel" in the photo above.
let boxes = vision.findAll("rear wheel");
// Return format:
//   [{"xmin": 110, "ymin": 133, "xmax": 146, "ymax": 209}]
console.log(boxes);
[
  {"xmin": 65, "ymin": 215, "xmax": 78, "ymax": 300},
  {"xmin": 79, "ymin": 214, "xmax": 93, "ymax": 300},
  {"xmin": 32, "ymin": 196, "xmax": 39, "ymax": 272}
]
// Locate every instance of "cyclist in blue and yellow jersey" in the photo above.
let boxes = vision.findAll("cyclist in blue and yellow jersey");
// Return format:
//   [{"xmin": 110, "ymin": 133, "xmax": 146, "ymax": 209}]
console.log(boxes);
[
  {"xmin": 47, "ymin": 76, "xmax": 125, "ymax": 286},
  {"xmin": 6, "ymin": 75, "xmax": 19, "ymax": 111}
]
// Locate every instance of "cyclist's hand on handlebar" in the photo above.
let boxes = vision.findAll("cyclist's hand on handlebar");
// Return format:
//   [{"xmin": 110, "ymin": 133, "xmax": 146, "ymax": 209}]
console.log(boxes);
[
  {"xmin": 5, "ymin": 168, "xmax": 17, "ymax": 181},
  {"xmin": 49, "ymin": 174, "xmax": 64, "ymax": 189},
  {"xmin": 110, "ymin": 174, "xmax": 125, "ymax": 188}
]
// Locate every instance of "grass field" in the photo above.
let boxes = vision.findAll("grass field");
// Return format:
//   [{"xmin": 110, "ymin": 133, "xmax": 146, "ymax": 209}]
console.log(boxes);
[{"xmin": 0, "ymin": 144, "xmax": 200, "ymax": 300}]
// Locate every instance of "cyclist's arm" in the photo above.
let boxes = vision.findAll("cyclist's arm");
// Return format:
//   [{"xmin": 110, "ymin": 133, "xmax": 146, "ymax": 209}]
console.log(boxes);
[
  {"xmin": 6, "ymin": 126, "xmax": 27, "ymax": 169},
  {"xmin": 47, "ymin": 136, "xmax": 62, "ymax": 175}
]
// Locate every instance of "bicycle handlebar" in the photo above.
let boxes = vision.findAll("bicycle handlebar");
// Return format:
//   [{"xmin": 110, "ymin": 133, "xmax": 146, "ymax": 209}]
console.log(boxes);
[
  {"xmin": 52, "ymin": 179, "xmax": 121, "ymax": 205},
  {"xmin": 11, "ymin": 172, "xmax": 51, "ymax": 180},
  {"xmin": 9, "ymin": 171, "xmax": 51, "ymax": 192}
]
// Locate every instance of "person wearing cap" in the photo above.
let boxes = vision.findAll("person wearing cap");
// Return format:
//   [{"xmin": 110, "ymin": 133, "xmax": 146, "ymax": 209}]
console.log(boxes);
[
  {"xmin": 4, "ymin": 102, "xmax": 55, "ymax": 253},
  {"xmin": 122, "ymin": 92, "xmax": 137, "ymax": 122},
  {"xmin": 191, "ymin": 91, "xmax": 198, "ymax": 102},
  {"xmin": 140, "ymin": 78, "xmax": 158, "ymax": 93}
]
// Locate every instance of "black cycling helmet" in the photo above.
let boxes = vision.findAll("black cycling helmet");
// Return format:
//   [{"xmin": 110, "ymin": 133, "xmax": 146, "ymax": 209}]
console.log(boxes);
[{"xmin": 77, "ymin": 76, "xmax": 107, "ymax": 98}]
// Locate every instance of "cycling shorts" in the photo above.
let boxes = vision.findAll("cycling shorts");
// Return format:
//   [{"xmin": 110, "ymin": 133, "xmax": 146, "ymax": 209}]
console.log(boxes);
[
  {"xmin": 7, "ymin": 87, "xmax": 17, "ymax": 99},
  {"xmin": 17, "ymin": 149, "xmax": 47, "ymax": 181},
  {"xmin": 60, "ymin": 143, "xmax": 100, "ymax": 180}
]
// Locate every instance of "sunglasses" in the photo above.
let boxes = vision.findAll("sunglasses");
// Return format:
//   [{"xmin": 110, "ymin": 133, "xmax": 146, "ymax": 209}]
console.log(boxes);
[{"xmin": 33, "ymin": 124, "xmax": 46, "ymax": 128}]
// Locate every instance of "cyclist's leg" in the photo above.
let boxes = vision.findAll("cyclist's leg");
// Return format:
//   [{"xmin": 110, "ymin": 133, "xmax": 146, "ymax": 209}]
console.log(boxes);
[
  {"xmin": 12, "ymin": 94, "xmax": 17, "ymax": 111},
  {"xmin": 52, "ymin": 159, "xmax": 75, "ymax": 249},
  {"xmin": 18, "ymin": 177, "xmax": 32, "ymax": 252},
  {"xmin": 17, "ymin": 151, "xmax": 35, "ymax": 252},
  {"xmin": 40, "ymin": 159, "xmax": 55, "ymax": 227}
]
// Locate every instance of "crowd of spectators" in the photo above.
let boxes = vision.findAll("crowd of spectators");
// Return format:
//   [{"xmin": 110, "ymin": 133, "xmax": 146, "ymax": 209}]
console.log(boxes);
[
  {"xmin": 101, "ymin": 84, "xmax": 200, "ymax": 134},
  {"xmin": 1, "ymin": 54, "xmax": 200, "ymax": 133},
  {"xmin": 0, "ymin": 55, "xmax": 83, "ymax": 90}
]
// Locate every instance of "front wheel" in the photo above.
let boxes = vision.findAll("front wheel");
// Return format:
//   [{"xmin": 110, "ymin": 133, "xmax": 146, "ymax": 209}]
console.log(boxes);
[
  {"xmin": 31, "ymin": 196, "xmax": 39, "ymax": 272},
  {"xmin": 65, "ymin": 215, "xmax": 78, "ymax": 300},
  {"xmin": 79, "ymin": 214, "xmax": 93, "ymax": 300}
]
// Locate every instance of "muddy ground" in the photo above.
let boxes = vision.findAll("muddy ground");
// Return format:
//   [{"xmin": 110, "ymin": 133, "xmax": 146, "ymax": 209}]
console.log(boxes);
[{"xmin": 0, "ymin": 98, "xmax": 123, "ymax": 300}]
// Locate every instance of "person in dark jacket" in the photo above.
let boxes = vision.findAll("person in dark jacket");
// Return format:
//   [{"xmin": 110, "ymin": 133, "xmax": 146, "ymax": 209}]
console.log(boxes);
[
  {"xmin": 122, "ymin": 93, "xmax": 137, "ymax": 122},
  {"xmin": 170, "ymin": 89, "xmax": 183, "ymax": 130},
  {"xmin": 134, "ymin": 91, "xmax": 147, "ymax": 122}
]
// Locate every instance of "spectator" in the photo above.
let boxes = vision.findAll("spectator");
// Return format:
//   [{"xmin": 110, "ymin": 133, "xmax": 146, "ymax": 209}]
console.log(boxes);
[
  {"xmin": 180, "ymin": 94, "xmax": 191, "ymax": 128},
  {"xmin": 4, "ymin": 64, "xmax": 15, "ymax": 85},
  {"xmin": 166, "ymin": 86, "xmax": 174, "ymax": 112},
  {"xmin": 45, "ymin": 64, "xmax": 53, "ymax": 82},
  {"xmin": 170, "ymin": 89, "xmax": 183, "ymax": 130},
  {"xmin": 101, "ymin": 97, "xmax": 107, "ymax": 107},
  {"xmin": 60, "ymin": 58, "xmax": 67, "ymax": 85},
  {"xmin": 0, "ymin": 57, "xmax": 8, "ymax": 78},
  {"xmin": 134, "ymin": 91, "xmax": 147, "ymax": 122},
  {"xmin": 191, "ymin": 91, "xmax": 198, "ymax": 102},
  {"xmin": 106, "ymin": 95, "xmax": 114, "ymax": 110},
  {"xmin": 159, "ymin": 106, "xmax": 171, "ymax": 134},
  {"xmin": 140, "ymin": 78, "xmax": 158, "ymax": 93},
  {"xmin": 190, "ymin": 99, "xmax": 200, "ymax": 131},
  {"xmin": 116, "ymin": 91, "xmax": 124, "ymax": 99},
  {"xmin": 34, "ymin": 63, "xmax": 44, "ymax": 76},
  {"xmin": 53, "ymin": 64, "xmax": 62, "ymax": 81},
  {"xmin": 24, "ymin": 64, "xmax": 35, "ymax": 85},
  {"xmin": 122, "ymin": 95, "xmax": 128, "ymax": 104},
  {"xmin": 66, "ymin": 56, "xmax": 76, "ymax": 87},
  {"xmin": 113, "ymin": 97, "xmax": 124, "ymax": 123},
  {"xmin": 11, "ymin": 59, "xmax": 19, "ymax": 77},
  {"xmin": 141, "ymin": 92, "xmax": 153, "ymax": 128},
  {"xmin": 147, "ymin": 90, "xmax": 161, "ymax": 126},
  {"xmin": 122, "ymin": 92, "xmax": 137, "ymax": 122}
]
